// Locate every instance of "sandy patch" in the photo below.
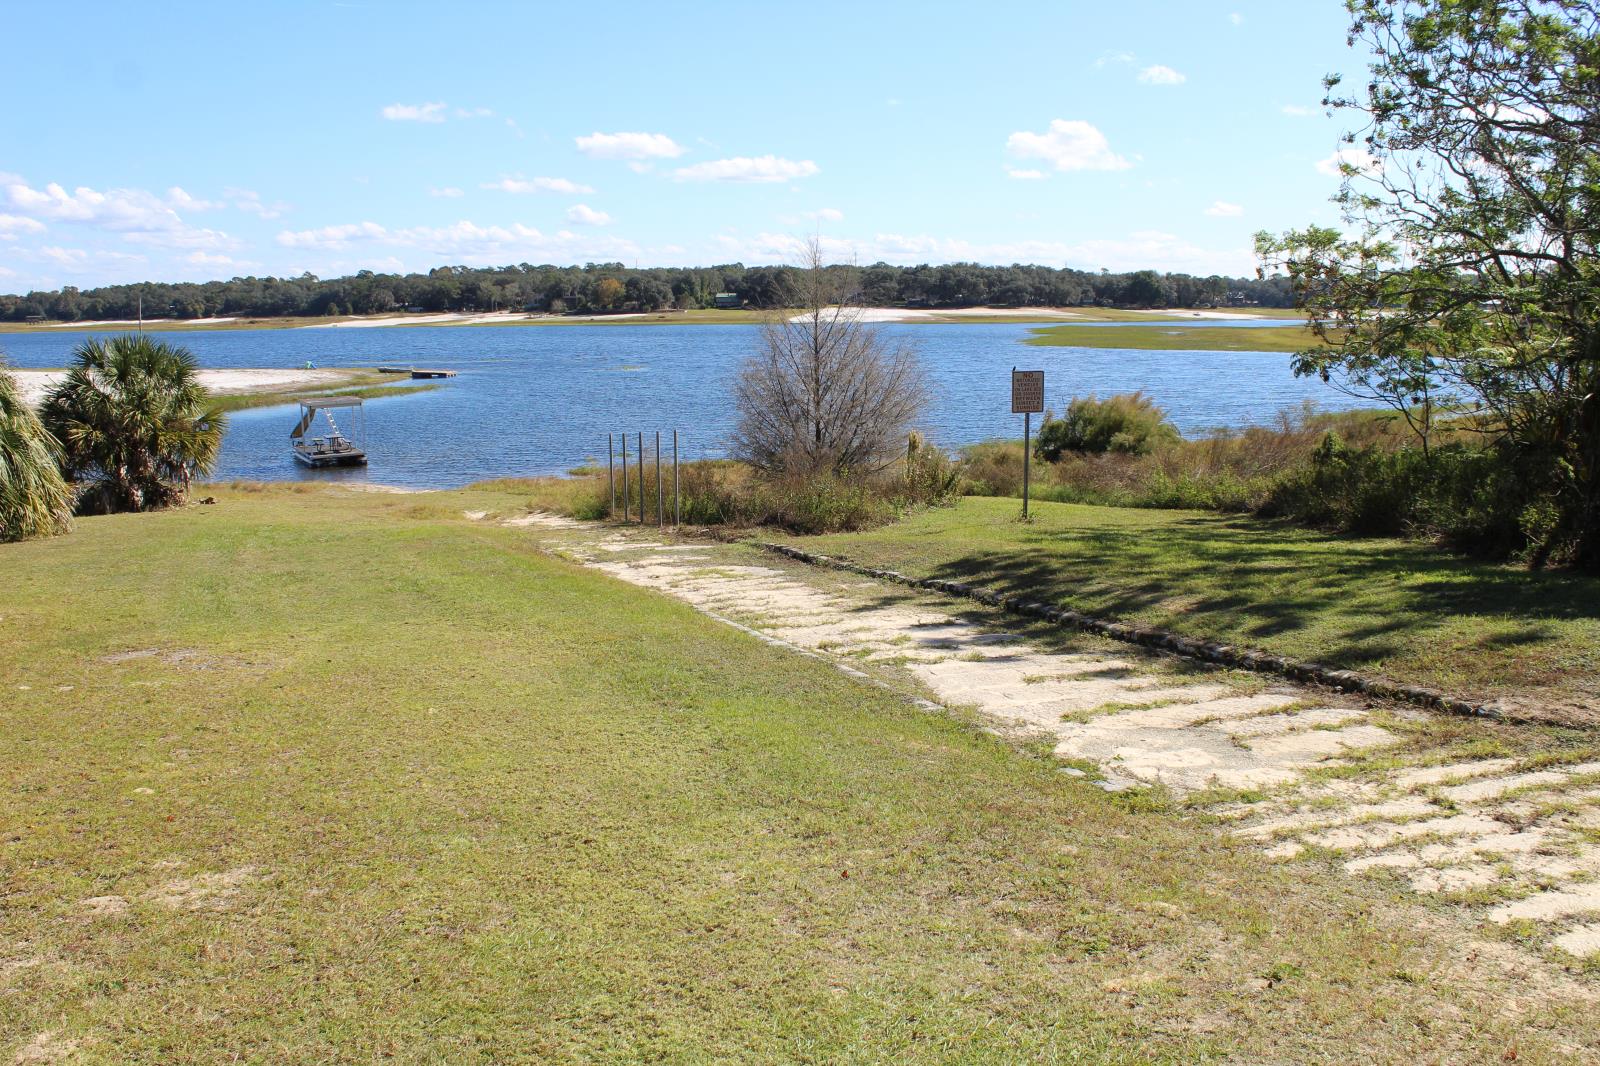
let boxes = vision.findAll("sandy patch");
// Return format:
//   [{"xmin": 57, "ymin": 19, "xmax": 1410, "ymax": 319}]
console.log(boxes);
[
  {"xmin": 1122, "ymin": 309, "xmax": 1283, "ymax": 321},
  {"xmin": 307, "ymin": 310, "xmax": 568, "ymax": 329},
  {"xmin": 340, "ymin": 483, "xmax": 423, "ymax": 495},
  {"xmin": 11, "ymin": 1031, "xmax": 79, "ymax": 1064},
  {"xmin": 41, "ymin": 318, "xmax": 148, "ymax": 328},
  {"xmin": 45, "ymin": 316, "xmax": 241, "ymax": 327},
  {"xmin": 785, "ymin": 306, "xmax": 1082, "ymax": 325},
  {"xmin": 99, "ymin": 647, "xmax": 260, "ymax": 671},
  {"xmin": 11, "ymin": 368, "xmax": 349, "ymax": 407},
  {"xmin": 145, "ymin": 866, "xmax": 259, "ymax": 911},
  {"xmin": 77, "ymin": 895, "xmax": 129, "ymax": 917}
]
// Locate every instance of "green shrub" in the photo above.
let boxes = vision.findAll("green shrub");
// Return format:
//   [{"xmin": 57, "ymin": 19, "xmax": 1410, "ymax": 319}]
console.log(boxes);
[{"xmin": 1034, "ymin": 392, "xmax": 1180, "ymax": 460}]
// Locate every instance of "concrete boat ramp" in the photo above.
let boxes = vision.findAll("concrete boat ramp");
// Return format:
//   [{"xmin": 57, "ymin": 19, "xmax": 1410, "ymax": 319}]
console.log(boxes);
[{"xmin": 490, "ymin": 511, "xmax": 1600, "ymax": 968}]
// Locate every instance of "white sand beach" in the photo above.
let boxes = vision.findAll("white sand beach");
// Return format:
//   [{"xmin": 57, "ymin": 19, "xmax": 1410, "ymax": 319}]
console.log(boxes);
[
  {"xmin": 786, "ymin": 306, "xmax": 1084, "ymax": 324},
  {"xmin": 12, "ymin": 368, "xmax": 348, "ymax": 406}
]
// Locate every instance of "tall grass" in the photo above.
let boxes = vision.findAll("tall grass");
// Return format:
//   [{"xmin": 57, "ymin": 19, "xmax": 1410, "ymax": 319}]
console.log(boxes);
[
  {"xmin": 961, "ymin": 394, "xmax": 1560, "ymax": 563},
  {"xmin": 498, "ymin": 436, "xmax": 961, "ymax": 535}
]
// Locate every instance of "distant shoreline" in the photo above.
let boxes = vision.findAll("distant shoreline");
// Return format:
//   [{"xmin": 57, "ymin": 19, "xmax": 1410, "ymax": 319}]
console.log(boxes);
[{"xmin": 0, "ymin": 305, "xmax": 1302, "ymax": 335}]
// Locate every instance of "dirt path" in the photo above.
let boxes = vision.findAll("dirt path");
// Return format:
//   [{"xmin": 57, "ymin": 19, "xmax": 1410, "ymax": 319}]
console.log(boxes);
[{"xmin": 502, "ymin": 512, "xmax": 1600, "ymax": 967}]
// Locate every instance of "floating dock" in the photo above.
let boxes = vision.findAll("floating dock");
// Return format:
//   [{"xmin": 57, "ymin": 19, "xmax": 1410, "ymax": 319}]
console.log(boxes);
[{"xmin": 377, "ymin": 366, "xmax": 457, "ymax": 379}]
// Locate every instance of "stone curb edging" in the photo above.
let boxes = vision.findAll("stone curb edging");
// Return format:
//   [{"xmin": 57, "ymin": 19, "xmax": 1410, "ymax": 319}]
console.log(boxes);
[{"xmin": 755, "ymin": 541, "xmax": 1525, "ymax": 726}]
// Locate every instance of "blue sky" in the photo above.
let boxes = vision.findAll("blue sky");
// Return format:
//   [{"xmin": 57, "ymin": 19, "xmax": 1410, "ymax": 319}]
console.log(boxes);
[{"xmin": 0, "ymin": 1, "xmax": 1368, "ymax": 292}]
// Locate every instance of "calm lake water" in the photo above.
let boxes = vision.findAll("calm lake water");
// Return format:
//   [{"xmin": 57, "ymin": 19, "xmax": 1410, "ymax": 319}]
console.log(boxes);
[{"xmin": 2, "ymin": 323, "xmax": 1354, "ymax": 489}]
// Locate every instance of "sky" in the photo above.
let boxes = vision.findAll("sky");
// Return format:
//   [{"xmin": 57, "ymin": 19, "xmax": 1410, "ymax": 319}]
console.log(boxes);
[{"xmin": 0, "ymin": 1, "xmax": 1371, "ymax": 293}]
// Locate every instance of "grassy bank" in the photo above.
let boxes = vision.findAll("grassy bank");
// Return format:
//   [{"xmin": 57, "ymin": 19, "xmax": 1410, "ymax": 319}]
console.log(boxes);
[
  {"xmin": 1027, "ymin": 323, "xmax": 1326, "ymax": 352},
  {"xmin": 2, "ymin": 483, "xmax": 1588, "ymax": 1061},
  {"xmin": 777, "ymin": 496, "xmax": 1600, "ymax": 718},
  {"xmin": 208, "ymin": 371, "xmax": 440, "ymax": 413}
]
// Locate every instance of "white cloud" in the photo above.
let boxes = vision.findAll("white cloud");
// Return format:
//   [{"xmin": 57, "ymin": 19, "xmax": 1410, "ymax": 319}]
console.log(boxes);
[
  {"xmin": 429, "ymin": 186, "xmax": 464, "ymax": 198},
  {"xmin": 165, "ymin": 187, "xmax": 223, "ymax": 211},
  {"xmin": 454, "ymin": 106, "xmax": 493, "ymax": 119},
  {"xmin": 482, "ymin": 176, "xmax": 595, "ymax": 195},
  {"xmin": 1093, "ymin": 51, "xmax": 1135, "ymax": 68},
  {"xmin": 35, "ymin": 245, "xmax": 146, "ymax": 270},
  {"xmin": 274, "ymin": 218, "xmax": 643, "ymax": 266},
  {"xmin": 381, "ymin": 102, "xmax": 447, "ymax": 123},
  {"xmin": 1316, "ymin": 147, "xmax": 1380, "ymax": 176},
  {"xmin": 672, "ymin": 156, "xmax": 820, "ymax": 183},
  {"xmin": 224, "ymin": 188, "xmax": 289, "ymax": 218},
  {"xmin": 1138, "ymin": 65, "xmax": 1187, "ymax": 86},
  {"xmin": 575, "ymin": 131, "xmax": 686, "ymax": 160},
  {"xmin": 1281, "ymin": 104, "xmax": 1314, "ymax": 117},
  {"xmin": 566, "ymin": 204, "xmax": 612, "ymax": 226},
  {"xmin": 185, "ymin": 251, "xmax": 240, "ymax": 266},
  {"xmin": 1007, "ymin": 169, "xmax": 1046, "ymax": 180},
  {"xmin": 2, "ymin": 178, "xmax": 241, "ymax": 252},
  {"xmin": 805, "ymin": 207, "xmax": 844, "ymax": 221},
  {"xmin": 1006, "ymin": 120, "xmax": 1131, "ymax": 172},
  {"xmin": 6, "ymin": 180, "xmax": 183, "ymax": 230},
  {"xmin": 122, "ymin": 227, "xmax": 237, "ymax": 251},
  {"xmin": 0, "ymin": 213, "xmax": 46, "ymax": 239},
  {"xmin": 1230, "ymin": 12, "xmax": 1244, "ymax": 25},
  {"xmin": 1204, "ymin": 200, "xmax": 1244, "ymax": 217},
  {"xmin": 276, "ymin": 221, "xmax": 390, "ymax": 249}
]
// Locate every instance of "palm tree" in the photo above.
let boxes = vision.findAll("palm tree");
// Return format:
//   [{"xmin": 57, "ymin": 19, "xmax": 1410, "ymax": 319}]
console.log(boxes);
[
  {"xmin": 41, "ymin": 335, "xmax": 226, "ymax": 514},
  {"xmin": 0, "ymin": 363, "xmax": 73, "ymax": 542}
]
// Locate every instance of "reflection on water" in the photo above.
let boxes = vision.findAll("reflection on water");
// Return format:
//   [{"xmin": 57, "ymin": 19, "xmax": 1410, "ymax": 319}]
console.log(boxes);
[{"xmin": 3, "ymin": 322, "xmax": 1355, "ymax": 489}]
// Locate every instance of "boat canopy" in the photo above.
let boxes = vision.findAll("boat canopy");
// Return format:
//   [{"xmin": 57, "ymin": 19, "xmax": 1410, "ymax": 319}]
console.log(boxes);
[{"xmin": 291, "ymin": 396, "xmax": 363, "ymax": 439}]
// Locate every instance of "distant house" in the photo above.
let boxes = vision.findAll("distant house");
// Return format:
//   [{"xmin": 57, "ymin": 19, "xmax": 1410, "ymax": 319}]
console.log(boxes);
[{"xmin": 713, "ymin": 292, "xmax": 741, "ymax": 309}]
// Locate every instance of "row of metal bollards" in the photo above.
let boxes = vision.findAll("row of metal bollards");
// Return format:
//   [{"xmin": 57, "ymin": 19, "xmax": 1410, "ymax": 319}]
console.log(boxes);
[{"xmin": 608, "ymin": 431, "xmax": 680, "ymax": 527}]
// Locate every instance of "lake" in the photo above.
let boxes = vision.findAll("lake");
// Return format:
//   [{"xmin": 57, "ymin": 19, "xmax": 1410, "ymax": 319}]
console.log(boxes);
[{"xmin": 2, "ymin": 323, "xmax": 1357, "ymax": 489}]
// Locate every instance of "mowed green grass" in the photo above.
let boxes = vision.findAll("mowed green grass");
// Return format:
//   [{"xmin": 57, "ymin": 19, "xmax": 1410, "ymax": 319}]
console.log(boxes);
[
  {"xmin": 1, "ymin": 486, "xmax": 1591, "ymax": 1062},
  {"xmin": 784, "ymin": 496, "xmax": 1600, "ymax": 717},
  {"xmin": 1027, "ymin": 323, "xmax": 1325, "ymax": 352}
]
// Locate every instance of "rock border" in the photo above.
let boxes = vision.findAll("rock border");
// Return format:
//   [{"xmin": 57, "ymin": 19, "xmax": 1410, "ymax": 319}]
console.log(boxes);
[{"xmin": 756, "ymin": 541, "xmax": 1526, "ymax": 726}]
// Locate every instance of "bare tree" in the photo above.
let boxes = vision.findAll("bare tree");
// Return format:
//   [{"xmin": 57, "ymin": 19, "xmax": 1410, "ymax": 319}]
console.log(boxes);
[{"xmin": 732, "ymin": 239, "xmax": 928, "ymax": 476}]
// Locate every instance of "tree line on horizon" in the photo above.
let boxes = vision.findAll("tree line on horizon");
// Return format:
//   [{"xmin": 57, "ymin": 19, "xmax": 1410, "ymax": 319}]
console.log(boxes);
[{"xmin": 0, "ymin": 261, "xmax": 1295, "ymax": 323}]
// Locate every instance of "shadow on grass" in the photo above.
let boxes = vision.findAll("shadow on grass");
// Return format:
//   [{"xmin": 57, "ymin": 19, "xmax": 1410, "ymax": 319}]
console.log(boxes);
[{"xmin": 861, "ymin": 511, "xmax": 1598, "ymax": 675}]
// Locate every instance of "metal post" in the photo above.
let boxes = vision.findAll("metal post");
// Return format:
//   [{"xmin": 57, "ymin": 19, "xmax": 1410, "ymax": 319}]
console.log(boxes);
[
  {"xmin": 621, "ymin": 432, "xmax": 629, "ymax": 522},
  {"xmin": 637, "ymin": 432, "xmax": 645, "ymax": 522},
  {"xmin": 1023, "ymin": 412, "xmax": 1031, "ymax": 520},
  {"xmin": 608, "ymin": 434, "xmax": 615, "ymax": 517},
  {"xmin": 672, "ymin": 430, "xmax": 680, "ymax": 527},
  {"xmin": 655, "ymin": 431, "xmax": 663, "ymax": 528}
]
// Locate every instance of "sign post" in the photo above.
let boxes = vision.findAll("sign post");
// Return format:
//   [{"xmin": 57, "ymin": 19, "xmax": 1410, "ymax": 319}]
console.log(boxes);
[{"xmin": 1011, "ymin": 368, "xmax": 1044, "ymax": 519}]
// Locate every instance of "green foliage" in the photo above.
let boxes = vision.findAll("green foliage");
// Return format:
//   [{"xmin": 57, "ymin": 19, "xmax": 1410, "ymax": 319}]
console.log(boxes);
[
  {"xmin": 40, "ymin": 334, "xmax": 226, "ymax": 514},
  {"xmin": 0, "ymin": 363, "xmax": 72, "ymax": 542},
  {"xmin": 1034, "ymin": 392, "xmax": 1180, "ymax": 460},
  {"xmin": 1262, "ymin": 434, "xmax": 1537, "ymax": 557},
  {"xmin": 1, "ymin": 261, "xmax": 1297, "ymax": 323},
  {"xmin": 1258, "ymin": 0, "xmax": 1600, "ymax": 568}
]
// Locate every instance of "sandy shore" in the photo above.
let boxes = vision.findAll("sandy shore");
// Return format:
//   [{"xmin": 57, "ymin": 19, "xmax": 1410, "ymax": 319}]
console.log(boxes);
[
  {"xmin": 40, "ymin": 316, "xmax": 240, "ymax": 328},
  {"xmin": 1123, "ymin": 308, "xmax": 1276, "ymax": 321},
  {"xmin": 12, "ymin": 368, "xmax": 352, "ymax": 406},
  {"xmin": 786, "ymin": 306, "xmax": 1084, "ymax": 324},
  {"xmin": 306, "ymin": 311, "xmax": 653, "ymax": 329}
]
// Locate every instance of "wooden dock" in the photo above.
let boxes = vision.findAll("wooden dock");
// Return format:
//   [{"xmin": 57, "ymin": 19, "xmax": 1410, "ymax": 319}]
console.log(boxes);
[{"xmin": 377, "ymin": 366, "xmax": 457, "ymax": 379}]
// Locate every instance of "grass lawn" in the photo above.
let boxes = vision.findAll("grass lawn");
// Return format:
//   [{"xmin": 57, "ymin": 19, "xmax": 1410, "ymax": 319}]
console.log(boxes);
[
  {"xmin": 3, "ymin": 484, "xmax": 1592, "ymax": 1061},
  {"xmin": 780, "ymin": 496, "xmax": 1600, "ymax": 719},
  {"xmin": 1026, "ymin": 323, "xmax": 1326, "ymax": 353}
]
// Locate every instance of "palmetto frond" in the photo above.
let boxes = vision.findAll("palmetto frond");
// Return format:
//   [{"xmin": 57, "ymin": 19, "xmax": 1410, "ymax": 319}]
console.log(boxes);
[
  {"xmin": 0, "ymin": 363, "xmax": 72, "ymax": 542},
  {"xmin": 41, "ymin": 334, "xmax": 227, "ymax": 514}
]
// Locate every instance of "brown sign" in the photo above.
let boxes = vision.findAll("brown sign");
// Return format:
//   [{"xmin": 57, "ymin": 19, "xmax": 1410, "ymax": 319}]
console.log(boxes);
[{"xmin": 1011, "ymin": 369, "xmax": 1044, "ymax": 414}]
